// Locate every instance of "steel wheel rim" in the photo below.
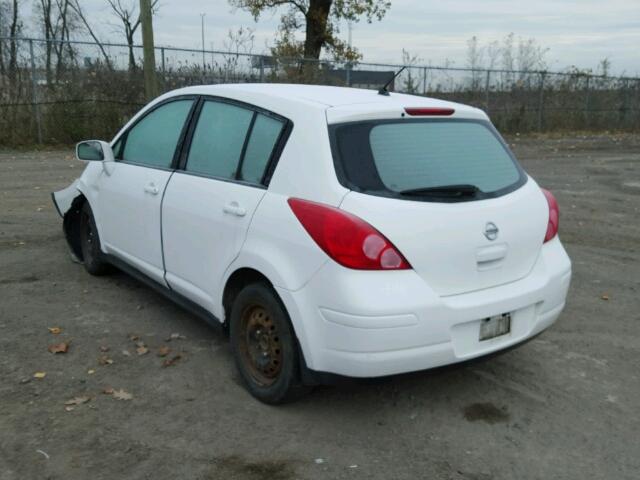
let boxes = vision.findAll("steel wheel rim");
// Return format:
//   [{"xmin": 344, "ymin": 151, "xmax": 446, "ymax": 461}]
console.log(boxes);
[{"xmin": 239, "ymin": 305, "xmax": 283, "ymax": 386}]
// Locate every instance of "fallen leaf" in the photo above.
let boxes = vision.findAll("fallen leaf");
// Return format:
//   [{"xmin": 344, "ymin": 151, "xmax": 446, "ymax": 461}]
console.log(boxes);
[
  {"xmin": 48, "ymin": 341, "xmax": 70, "ymax": 354},
  {"xmin": 87, "ymin": 369, "xmax": 95, "ymax": 375},
  {"xmin": 33, "ymin": 372, "xmax": 46, "ymax": 379},
  {"xmin": 64, "ymin": 406, "xmax": 75, "ymax": 412},
  {"xmin": 136, "ymin": 345, "xmax": 149, "ymax": 356},
  {"xmin": 98, "ymin": 355, "xmax": 113, "ymax": 365},
  {"xmin": 112, "ymin": 389, "xmax": 133, "ymax": 401},
  {"xmin": 121, "ymin": 349, "xmax": 131, "ymax": 357},
  {"xmin": 129, "ymin": 334, "xmax": 140, "ymax": 341},
  {"xmin": 64, "ymin": 396, "xmax": 91, "ymax": 406},
  {"xmin": 162, "ymin": 354, "xmax": 183, "ymax": 367},
  {"xmin": 157, "ymin": 345, "xmax": 171, "ymax": 357},
  {"xmin": 48, "ymin": 327, "xmax": 62, "ymax": 335},
  {"xmin": 102, "ymin": 387, "xmax": 114, "ymax": 395},
  {"xmin": 167, "ymin": 333, "xmax": 186, "ymax": 341},
  {"xmin": 99, "ymin": 345, "xmax": 110, "ymax": 353},
  {"xmin": 601, "ymin": 294, "xmax": 610, "ymax": 301}
]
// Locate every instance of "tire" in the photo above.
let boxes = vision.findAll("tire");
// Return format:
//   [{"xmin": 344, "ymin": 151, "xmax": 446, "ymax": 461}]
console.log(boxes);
[
  {"xmin": 79, "ymin": 202, "xmax": 111, "ymax": 276},
  {"xmin": 230, "ymin": 282, "xmax": 311, "ymax": 404}
]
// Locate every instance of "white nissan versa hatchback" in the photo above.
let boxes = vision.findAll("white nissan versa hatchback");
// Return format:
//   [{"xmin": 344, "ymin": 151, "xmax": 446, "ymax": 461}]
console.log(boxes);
[{"xmin": 52, "ymin": 84, "xmax": 571, "ymax": 403}]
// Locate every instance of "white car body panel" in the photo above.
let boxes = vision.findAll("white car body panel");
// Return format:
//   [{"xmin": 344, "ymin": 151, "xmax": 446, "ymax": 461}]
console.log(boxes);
[
  {"xmin": 162, "ymin": 172, "xmax": 267, "ymax": 316},
  {"xmin": 52, "ymin": 83, "xmax": 572, "ymax": 379},
  {"xmin": 339, "ymin": 178, "xmax": 548, "ymax": 297},
  {"xmin": 95, "ymin": 163, "xmax": 172, "ymax": 285},
  {"xmin": 52, "ymin": 179, "xmax": 82, "ymax": 217},
  {"xmin": 325, "ymin": 100, "xmax": 486, "ymax": 125},
  {"xmin": 276, "ymin": 236, "xmax": 570, "ymax": 375}
]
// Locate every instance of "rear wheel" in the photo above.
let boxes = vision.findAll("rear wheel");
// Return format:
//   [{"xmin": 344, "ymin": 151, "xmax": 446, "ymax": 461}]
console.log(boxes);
[
  {"xmin": 79, "ymin": 202, "xmax": 111, "ymax": 276},
  {"xmin": 230, "ymin": 282, "xmax": 310, "ymax": 404}
]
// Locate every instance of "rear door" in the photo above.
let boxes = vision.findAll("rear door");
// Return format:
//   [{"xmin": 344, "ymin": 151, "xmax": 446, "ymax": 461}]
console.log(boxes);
[
  {"xmin": 162, "ymin": 98, "xmax": 288, "ymax": 313},
  {"xmin": 332, "ymin": 118, "xmax": 548, "ymax": 296},
  {"xmin": 96, "ymin": 98, "xmax": 195, "ymax": 284}
]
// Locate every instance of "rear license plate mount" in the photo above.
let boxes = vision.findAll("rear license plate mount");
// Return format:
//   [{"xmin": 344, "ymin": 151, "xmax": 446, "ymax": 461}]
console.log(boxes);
[{"xmin": 479, "ymin": 313, "xmax": 511, "ymax": 341}]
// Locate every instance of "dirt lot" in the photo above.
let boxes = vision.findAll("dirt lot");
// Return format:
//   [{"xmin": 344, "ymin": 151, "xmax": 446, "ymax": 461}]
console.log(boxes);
[{"xmin": 1, "ymin": 134, "xmax": 639, "ymax": 480}]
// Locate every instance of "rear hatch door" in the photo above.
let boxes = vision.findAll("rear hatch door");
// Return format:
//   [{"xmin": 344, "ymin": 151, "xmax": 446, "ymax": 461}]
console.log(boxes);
[
  {"xmin": 330, "ymin": 116, "xmax": 548, "ymax": 296},
  {"xmin": 340, "ymin": 182, "xmax": 547, "ymax": 296}
]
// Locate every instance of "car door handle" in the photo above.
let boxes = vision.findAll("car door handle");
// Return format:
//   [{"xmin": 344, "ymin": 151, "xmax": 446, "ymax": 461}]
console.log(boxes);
[
  {"xmin": 144, "ymin": 183, "xmax": 159, "ymax": 195},
  {"xmin": 223, "ymin": 202, "xmax": 246, "ymax": 217}
]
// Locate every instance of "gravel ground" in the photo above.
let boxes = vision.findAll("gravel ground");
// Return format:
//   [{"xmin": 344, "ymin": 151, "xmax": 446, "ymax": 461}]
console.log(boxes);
[{"xmin": 1, "ymin": 134, "xmax": 639, "ymax": 480}]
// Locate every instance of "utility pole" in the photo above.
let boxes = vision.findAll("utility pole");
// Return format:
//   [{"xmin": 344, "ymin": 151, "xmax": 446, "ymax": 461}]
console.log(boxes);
[{"xmin": 140, "ymin": 0, "xmax": 158, "ymax": 100}]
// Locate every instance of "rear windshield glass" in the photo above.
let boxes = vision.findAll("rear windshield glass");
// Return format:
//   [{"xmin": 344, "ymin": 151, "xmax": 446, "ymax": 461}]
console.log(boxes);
[{"xmin": 332, "ymin": 119, "xmax": 525, "ymax": 201}]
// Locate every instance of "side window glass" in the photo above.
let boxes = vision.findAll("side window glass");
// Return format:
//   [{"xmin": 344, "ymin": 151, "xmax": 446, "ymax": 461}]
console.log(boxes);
[
  {"xmin": 121, "ymin": 100, "xmax": 193, "ymax": 168},
  {"xmin": 186, "ymin": 101, "xmax": 253, "ymax": 179},
  {"xmin": 239, "ymin": 113, "xmax": 284, "ymax": 184}
]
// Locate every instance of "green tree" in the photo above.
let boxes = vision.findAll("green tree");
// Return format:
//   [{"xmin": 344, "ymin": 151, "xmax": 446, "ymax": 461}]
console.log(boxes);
[{"xmin": 230, "ymin": 0, "xmax": 390, "ymax": 61}]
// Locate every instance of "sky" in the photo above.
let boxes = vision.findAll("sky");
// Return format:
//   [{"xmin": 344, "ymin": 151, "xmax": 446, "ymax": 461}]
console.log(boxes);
[{"xmin": 25, "ymin": 0, "xmax": 640, "ymax": 75}]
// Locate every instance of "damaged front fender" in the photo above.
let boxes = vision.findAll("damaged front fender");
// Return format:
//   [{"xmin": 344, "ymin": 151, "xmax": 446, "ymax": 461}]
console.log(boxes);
[
  {"xmin": 52, "ymin": 179, "xmax": 85, "ymax": 263},
  {"xmin": 51, "ymin": 178, "xmax": 82, "ymax": 218}
]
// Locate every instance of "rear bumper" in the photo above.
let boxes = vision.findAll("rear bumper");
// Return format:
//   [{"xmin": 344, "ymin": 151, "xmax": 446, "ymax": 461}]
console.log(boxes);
[{"xmin": 277, "ymin": 236, "xmax": 571, "ymax": 378}]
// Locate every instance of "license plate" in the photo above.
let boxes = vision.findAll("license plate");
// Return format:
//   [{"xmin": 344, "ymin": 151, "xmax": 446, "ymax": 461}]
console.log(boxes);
[{"xmin": 479, "ymin": 313, "xmax": 511, "ymax": 341}]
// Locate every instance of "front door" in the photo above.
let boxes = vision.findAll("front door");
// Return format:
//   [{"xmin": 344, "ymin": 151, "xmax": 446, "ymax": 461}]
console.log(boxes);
[{"xmin": 96, "ymin": 98, "xmax": 195, "ymax": 284}]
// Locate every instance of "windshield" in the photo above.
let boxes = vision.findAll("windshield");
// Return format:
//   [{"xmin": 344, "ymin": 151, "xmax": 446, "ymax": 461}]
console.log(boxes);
[{"xmin": 331, "ymin": 119, "xmax": 526, "ymax": 202}]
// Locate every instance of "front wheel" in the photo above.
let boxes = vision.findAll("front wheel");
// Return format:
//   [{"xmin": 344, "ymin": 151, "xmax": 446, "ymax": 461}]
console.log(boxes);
[
  {"xmin": 230, "ymin": 282, "xmax": 310, "ymax": 404},
  {"xmin": 79, "ymin": 202, "xmax": 111, "ymax": 276}
]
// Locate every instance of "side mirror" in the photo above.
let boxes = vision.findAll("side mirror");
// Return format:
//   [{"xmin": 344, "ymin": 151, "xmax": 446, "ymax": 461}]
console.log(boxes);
[{"xmin": 76, "ymin": 140, "xmax": 114, "ymax": 162}]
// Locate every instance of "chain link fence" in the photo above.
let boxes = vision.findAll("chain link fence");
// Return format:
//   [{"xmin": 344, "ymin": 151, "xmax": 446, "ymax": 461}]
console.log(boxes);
[{"xmin": 1, "ymin": 36, "xmax": 639, "ymax": 146}]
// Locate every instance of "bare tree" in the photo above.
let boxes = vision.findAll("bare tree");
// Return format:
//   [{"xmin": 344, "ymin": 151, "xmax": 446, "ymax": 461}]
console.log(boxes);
[
  {"xmin": 466, "ymin": 36, "xmax": 484, "ymax": 90},
  {"xmin": 6, "ymin": 0, "xmax": 21, "ymax": 83},
  {"xmin": 220, "ymin": 26, "xmax": 255, "ymax": 81},
  {"xmin": 35, "ymin": 0, "xmax": 78, "ymax": 82},
  {"xmin": 0, "ymin": 1, "xmax": 6, "ymax": 74},
  {"xmin": 485, "ymin": 40, "xmax": 500, "ymax": 70},
  {"xmin": 106, "ymin": 0, "xmax": 159, "ymax": 71},
  {"xmin": 467, "ymin": 34, "xmax": 549, "ymax": 88},
  {"xmin": 401, "ymin": 49, "xmax": 422, "ymax": 94},
  {"xmin": 516, "ymin": 37, "xmax": 548, "ymax": 78},
  {"xmin": 68, "ymin": 0, "xmax": 113, "ymax": 70}
]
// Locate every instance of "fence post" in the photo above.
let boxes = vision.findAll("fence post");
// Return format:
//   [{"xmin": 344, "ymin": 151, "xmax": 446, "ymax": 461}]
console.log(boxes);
[
  {"xmin": 584, "ymin": 75, "xmax": 590, "ymax": 128},
  {"xmin": 346, "ymin": 61, "xmax": 351, "ymax": 87},
  {"xmin": 622, "ymin": 79, "xmax": 630, "ymax": 126},
  {"xmin": 29, "ymin": 39, "xmax": 43, "ymax": 144},
  {"xmin": 259, "ymin": 56, "xmax": 264, "ymax": 82},
  {"xmin": 537, "ymin": 72, "xmax": 546, "ymax": 131},
  {"xmin": 485, "ymin": 70, "xmax": 491, "ymax": 113},
  {"xmin": 161, "ymin": 47, "xmax": 165, "ymax": 75},
  {"xmin": 422, "ymin": 67, "xmax": 427, "ymax": 95}
]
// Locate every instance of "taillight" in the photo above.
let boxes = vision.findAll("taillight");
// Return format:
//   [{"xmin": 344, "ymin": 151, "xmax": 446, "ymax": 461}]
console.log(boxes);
[
  {"xmin": 542, "ymin": 188, "xmax": 559, "ymax": 243},
  {"xmin": 404, "ymin": 107, "xmax": 454, "ymax": 116},
  {"xmin": 287, "ymin": 198, "xmax": 411, "ymax": 270}
]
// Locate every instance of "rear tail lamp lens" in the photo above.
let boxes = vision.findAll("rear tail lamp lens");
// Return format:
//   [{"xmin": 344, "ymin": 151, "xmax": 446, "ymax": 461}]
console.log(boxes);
[
  {"xmin": 542, "ymin": 188, "xmax": 559, "ymax": 243},
  {"xmin": 288, "ymin": 198, "xmax": 411, "ymax": 270}
]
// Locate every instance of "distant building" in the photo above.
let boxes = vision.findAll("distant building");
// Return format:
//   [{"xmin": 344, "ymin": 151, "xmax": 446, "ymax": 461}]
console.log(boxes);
[{"xmin": 328, "ymin": 69, "xmax": 396, "ymax": 90}]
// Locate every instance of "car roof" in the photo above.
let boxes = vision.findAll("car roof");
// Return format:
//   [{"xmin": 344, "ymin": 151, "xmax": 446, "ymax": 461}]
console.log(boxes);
[
  {"xmin": 172, "ymin": 83, "xmax": 473, "ymax": 109},
  {"xmin": 164, "ymin": 84, "xmax": 487, "ymax": 125}
]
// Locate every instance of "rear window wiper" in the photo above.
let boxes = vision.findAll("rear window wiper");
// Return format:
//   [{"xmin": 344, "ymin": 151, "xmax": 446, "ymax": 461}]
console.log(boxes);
[{"xmin": 398, "ymin": 184, "xmax": 481, "ymax": 198}]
